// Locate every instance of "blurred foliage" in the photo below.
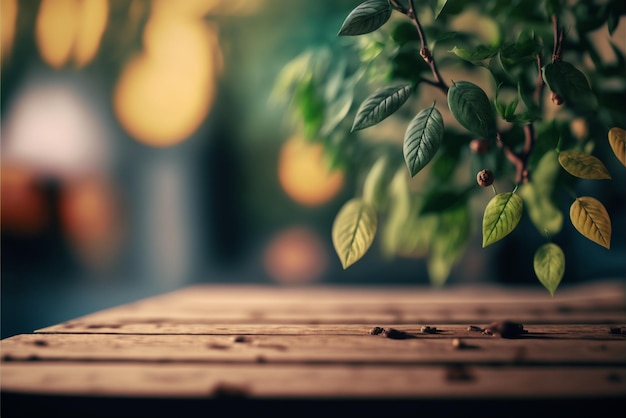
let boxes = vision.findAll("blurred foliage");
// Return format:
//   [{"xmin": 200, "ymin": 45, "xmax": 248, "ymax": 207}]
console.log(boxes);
[{"xmin": 272, "ymin": 0, "xmax": 626, "ymax": 293}]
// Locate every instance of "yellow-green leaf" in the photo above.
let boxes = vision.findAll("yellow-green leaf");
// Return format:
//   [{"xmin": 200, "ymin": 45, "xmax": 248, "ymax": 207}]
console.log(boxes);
[
  {"xmin": 332, "ymin": 198, "xmax": 378, "ymax": 269},
  {"xmin": 608, "ymin": 127, "xmax": 626, "ymax": 167},
  {"xmin": 533, "ymin": 243, "xmax": 565, "ymax": 296},
  {"xmin": 558, "ymin": 150, "xmax": 611, "ymax": 179},
  {"xmin": 569, "ymin": 197, "xmax": 611, "ymax": 249},
  {"xmin": 482, "ymin": 192, "xmax": 523, "ymax": 247}
]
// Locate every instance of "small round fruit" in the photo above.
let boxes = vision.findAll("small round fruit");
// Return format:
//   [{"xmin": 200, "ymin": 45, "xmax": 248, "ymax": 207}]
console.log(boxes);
[{"xmin": 477, "ymin": 169, "xmax": 494, "ymax": 187}]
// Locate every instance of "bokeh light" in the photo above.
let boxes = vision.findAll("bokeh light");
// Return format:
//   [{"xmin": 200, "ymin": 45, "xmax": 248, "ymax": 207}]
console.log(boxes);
[
  {"xmin": 1, "ymin": 0, "xmax": 17, "ymax": 65},
  {"xmin": 59, "ymin": 176, "xmax": 124, "ymax": 273},
  {"xmin": 263, "ymin": 227, "xmax": 328, "ymax": 284},
  {"xmin": 113, "ymin": 2, "xmax": 222, "ymax": 147},
  {"xmin": 278, "ymin": 136, "xmax": 344, "ymax": 206},
  {"xmin": 1, "ymin": 79, "xmax": 112, "ymax": 178},
  {"xmin": 0, "ymin": 165, "xmax": 48, "ymax": 235},
  {"xmin": 35, "ymin": 0, "xmax": 108, "ymax": 69}
]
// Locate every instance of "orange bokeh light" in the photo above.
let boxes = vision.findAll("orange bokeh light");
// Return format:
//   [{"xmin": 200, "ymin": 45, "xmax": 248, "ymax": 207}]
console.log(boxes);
[
  {"xmin": 263, "ymin": 227, "xmax": 328, "ymax": 284},
  {"xmin": 59, "ymin": 177, "xmax": 124, "ymax": 272},
  {"xmin": 278, "ymin": 136, "xmax": 344, "ymax": 206},
  {"xmin": 0, "ymin": 165, "xmax": 48, "ymax": 235}
]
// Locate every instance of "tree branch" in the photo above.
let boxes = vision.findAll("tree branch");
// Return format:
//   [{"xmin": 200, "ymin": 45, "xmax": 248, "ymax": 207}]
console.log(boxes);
[{"xmin": 392, "ymin": 0, "xmax": 449, "ymax": 93}]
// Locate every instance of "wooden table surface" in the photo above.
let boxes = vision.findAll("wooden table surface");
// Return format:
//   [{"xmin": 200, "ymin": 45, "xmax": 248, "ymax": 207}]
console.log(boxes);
[{"xmin": 2, "ymin": 280, "xmax": 625, "ymax": 417}]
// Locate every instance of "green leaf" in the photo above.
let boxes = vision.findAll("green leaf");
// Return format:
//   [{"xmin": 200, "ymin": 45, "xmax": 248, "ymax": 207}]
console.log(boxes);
[
  {"xmin": 545, "ymin": 0, "xmax": 563, "ymax": 16},
  {"xmin": 504, "ymin": 98, "xmax": 519, "ymax": 119},
  {"xmin": 332, "ymin": 198, "xmax": 378, "ymax": 269},
  {"xmin": 390, "ymin": 21, "xmax": 420, "ymax": 46},
  {"xmin": 352, "ymin": 84, "xmax": 412, "ymax": 131},
  {"xmin": 321, "ymin": 89, "xmax": 354, "ymax": 136},
  {"xmin": 499, "ymin": 37, "xmax": 542, "ymax": 70},
  {"xmin": 533, "ymin": 243, "xmax": 565, "ymax": 296},
  {"xmin": 428, "ymin": 204, "xmax": 471, "ymax": 286},
  {"xmin": 519, "ymin": 150, "xmax": 563, "ymax": 235},
  {"xmin": 420, "ymin": 187, "xmax": 470, "ymax": 214},
  {"xmin": 295, "ymin": 77, "xmax": 324, "ymax": 138},
  {"xmin": 482, "ymin": 192, "xmax": 524, "ymax": 247},
  {"xmin": 517, "ymin": 81, "xmax": 540, "ymax": 121},
  {"xmin": 381, "ymin": 168, "xmax": 411, "ymax": 258},
  {"xmin": 608, "ymin": 127, "xmax": 626, "ymax": 167},
  {"xmin": 450, "ymin": 45, "xmax": 499, "ymax": 63},
  {"xmin": 570, "ymin": 196, "xmax": 611, "ymax": 249},
  {"xmin": 520, "ymin": 182, "xmax": 563, "ymax": 236},
  {"xmin": 433, "ymin": 0, "xmax": 465, "ymax": 18},
  {"xmin": 542, "ymin": 61, "xmax": 593, "ymax": 105},
  {"xmin": 403, "ymin": 104, "xmax": 444, "ymax": 177},
  {"xmin": 448, "ymin": 81, "xmax": 496, "ymax": 140},
  {"xmin": 558, "ymin": 150, "xmax": 612, "ymax": 179},
  {"xmin": 362, "ymin": 155, "xmax": 391, "ymax": 210},
  {"xmin": 338, "ymin": 0, "xmax": 392, "ymax": 36}
]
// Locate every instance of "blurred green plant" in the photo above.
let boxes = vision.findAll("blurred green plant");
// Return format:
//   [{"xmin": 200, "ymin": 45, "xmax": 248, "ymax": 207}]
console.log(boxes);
[{"xmin": 271, "ymin": 0, "xmax": 626, "ymax": 294}]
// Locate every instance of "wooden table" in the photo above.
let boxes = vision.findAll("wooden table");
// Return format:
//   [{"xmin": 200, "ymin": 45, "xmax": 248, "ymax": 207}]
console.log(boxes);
[{"xmin": 2, "ymin": 280, "xmax": 625, "ymax": 417}]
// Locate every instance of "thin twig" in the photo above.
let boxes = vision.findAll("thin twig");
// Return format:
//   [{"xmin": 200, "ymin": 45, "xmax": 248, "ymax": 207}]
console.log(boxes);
[
  {"xmin": 551, "ymin": 14, "xmax": 564, "ymax": 63},
  {"xmin": 534, "ymin": 54, "xmax": 545, "ymax": 106},
  {"xmin": 391, "ymin": 0, "xmax": 449, "ymax": 93}
]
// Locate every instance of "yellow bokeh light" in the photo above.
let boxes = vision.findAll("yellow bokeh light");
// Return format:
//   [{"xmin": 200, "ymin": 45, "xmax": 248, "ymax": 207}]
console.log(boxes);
[
  {"xmin": 35, "ymin": 0, "xmax": 108, "ymax": 69},
  {"xmin": 150, "ymin": 0, "xmax": 264, "ymax": 19},
  {"xmin": 113, "ymin": 13, "xmax": 221, "ymax": 147},
  {"xmin": 278, "ymin": 136, "xmax": 344, "ymax": 206},
  {"xmin": 36, "ymin": 0, "xmax": 76, "ymax": 68},
  {"xmin": 74, "ymin": 0, "xmax": 108, "ymax": 67},
  {"xmin": 1, "ymin": 0, "xmax": 18, "ymax": 65}
]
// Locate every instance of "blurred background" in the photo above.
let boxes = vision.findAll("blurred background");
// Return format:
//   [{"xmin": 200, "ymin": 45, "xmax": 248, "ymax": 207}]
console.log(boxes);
[{"xmin": 2, "ymin": 0, "xmax": 625, "ymax": 338}]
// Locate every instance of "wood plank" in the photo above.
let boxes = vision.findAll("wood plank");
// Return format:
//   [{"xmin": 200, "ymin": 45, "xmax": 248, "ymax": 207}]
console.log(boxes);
[
  {"xmin": 35, "ymin": 323, "xmax": 626, "ymax": 338},
  {"xmin": 36, "ymin": 308, "xmax": 626, "ymax": 327},
  {"xmin": 2, "ymin": 334, "xmax": 625, "ymax": 365},
  {"xmin": 2, "ymin": 362, "xmax": 625, "ymax": 398},
  {"xmin": 33, "ymin": 282, "xmax": 626, "ymax": 332}
]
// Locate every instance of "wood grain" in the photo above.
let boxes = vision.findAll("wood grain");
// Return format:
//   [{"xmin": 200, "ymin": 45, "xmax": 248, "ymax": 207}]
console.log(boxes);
[{"xmin": 2, "ymin": 280, "xmax": 625, "ymax": 418}]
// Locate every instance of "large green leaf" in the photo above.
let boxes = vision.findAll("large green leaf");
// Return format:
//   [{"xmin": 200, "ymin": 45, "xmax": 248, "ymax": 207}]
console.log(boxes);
[
  {"xmin": 533, "ymin": 243, "xmax": 565, "ymax": 296},
  {"xmin": 332, "ymin": 198, "xmax": 378, "ymax": 269},
  {"xmin": 447, "ymin": 81, "xmax": 496, "ymax": 139},
  {"xmin": 403, "ymin": 104, "xmax": 444, "ymax": 177},
  {"xmin": 608, "ymin": 127, "xmax": 626, "ymax": 167},
  {"xmin": 558, "ymin": 150, "xmax": 612, "ymax": 179},
  {"xmin": 352, "ymin": 84, "xmax": 412, "ymax": 131},
  {"xmin": 482, "ymin": 192, "xmax": 524, "ymax": 247},
  {"xmin": 542, "ymin": 61, "xmax": 593, "ymax": 105},
  {"xmin": 338, "ymin": 0, "xmax": 392, "ymax": 36},
  {"xmin": 570, "ymin": 196, "xmax": 611, "ymax": 249}
]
